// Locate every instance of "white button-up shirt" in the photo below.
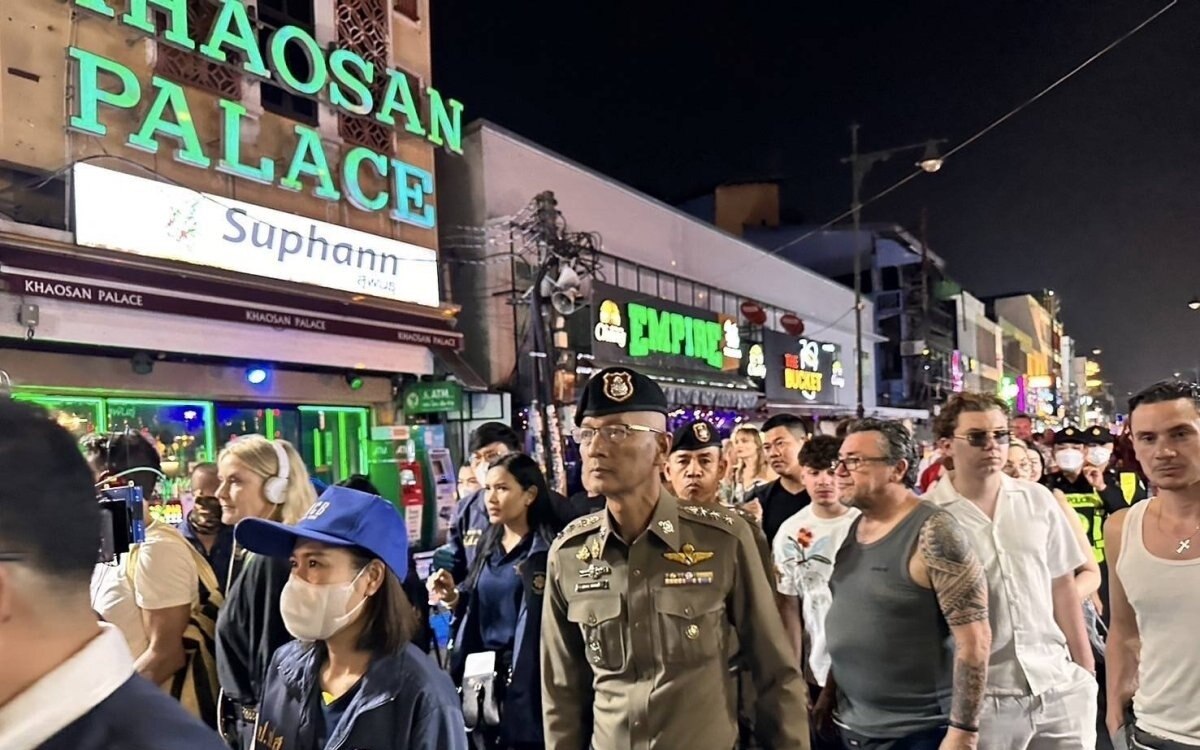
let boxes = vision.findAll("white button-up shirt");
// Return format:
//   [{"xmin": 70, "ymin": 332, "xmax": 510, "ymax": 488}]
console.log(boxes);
[
  {"xmin": 0, "ymin": 624, "xmax": 133, "ymax": 750},
  {"xmin": 928, "ymin": 473, "xmax": 1086, "ymax": 696}
]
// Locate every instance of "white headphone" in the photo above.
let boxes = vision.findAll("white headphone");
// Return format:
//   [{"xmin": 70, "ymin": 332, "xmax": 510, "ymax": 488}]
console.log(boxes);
[{"xmin": 263, "ymin": 440, "xmax": 291, "ymax": 505}]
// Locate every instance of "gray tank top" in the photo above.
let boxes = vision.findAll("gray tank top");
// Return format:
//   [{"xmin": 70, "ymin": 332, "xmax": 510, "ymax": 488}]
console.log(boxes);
[{"xmin": 826, "ymin": 501, "xmax": 954, "ymax": 738}]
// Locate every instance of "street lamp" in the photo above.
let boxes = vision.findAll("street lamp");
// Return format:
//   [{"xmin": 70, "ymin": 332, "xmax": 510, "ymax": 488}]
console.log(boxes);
[
  {"xmin": 1091, "ymin": 348, "xmax": 1102, "ymax": 356},
  {"xmin": 1189, "ymin": 297, "xmax": 1200, "ymax": 311},
  {"xmin": 842, "ymin": 126, "xmax": 947, "ymax": 417}
]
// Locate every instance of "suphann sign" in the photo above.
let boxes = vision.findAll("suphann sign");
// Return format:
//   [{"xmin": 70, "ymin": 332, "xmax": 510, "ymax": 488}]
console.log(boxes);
[{"xmin": 73, "ymin": 163, "xmax": 440, "ymax": 307}]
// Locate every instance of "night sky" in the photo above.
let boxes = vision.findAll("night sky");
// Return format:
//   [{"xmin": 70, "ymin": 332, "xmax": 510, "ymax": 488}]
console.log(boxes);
[{"xmin": 432, "ymin": 0, "xmax": 1200, "ymax": 402}]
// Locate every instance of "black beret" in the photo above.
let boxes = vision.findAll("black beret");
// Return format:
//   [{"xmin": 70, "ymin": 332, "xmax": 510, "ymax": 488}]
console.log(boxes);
[
  {"xmin": 670, "ymin": 420, "xmax": 722, "ymax": 454},
  {"xmin": 1085, "ymin": 425, "xmax": 1113, "ymax": 445},
  {"xmin": 1053, "ymin": 426, "xmax": 1088, "ymax": 446},
  {"xmin": 574, "ymin": 367, "xmax": 668, "ymax": 427}
]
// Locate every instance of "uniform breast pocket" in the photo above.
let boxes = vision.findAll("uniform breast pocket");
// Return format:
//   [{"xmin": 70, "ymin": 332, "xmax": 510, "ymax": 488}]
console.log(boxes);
[
  {"xmin": 653, "ymin": 589, "xmax": 726, "ymax": 665},
  {"xmin": 567, "ymin": 597, "xmax": 626, "ymax": 671}
]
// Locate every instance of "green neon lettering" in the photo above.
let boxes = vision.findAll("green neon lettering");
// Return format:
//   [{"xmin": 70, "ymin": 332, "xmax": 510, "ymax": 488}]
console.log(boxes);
[
  {"xmin": 268, "ymin": 26, "xmax": 327, "ymax": 96},
  {"xmin": 73, "ymin": 0, "xmax": 116, "ymax": 18},
  {"xmin": 127, "ymin": 77, "xmax": 211, "ymax": 168},
  {"xmin": 375, "ymin": 69, "xmax": 425, "ymax": 136},
  {"xmin": 217, "ymin": 100, "xmax": 275, "ymax": 183},
  {"xmin": 281, "ymin": 125, "xmax": 341, "ymax": 201},
  {"xmin": 388, "ymin": 160, "xmax": 435, "ymax": 228},
  {"xmin": 329, "ymin": 50, "xmax": 374, "ymax": 116},
  {"xmin": 628, "ymin": 304, "xmax": 649, "ymax": 357},
  {"xmin": 200, "ymin": 0, "xmax": 269, "ymax": 78},
  {"xmin": 68, "ymin": 47, "xmax": 141, "ymax": 136},
  {"xmin": 426, "ymin": 87, "xmax": 463, "ymax": 154},
  {"xmin": 704, "ymin": 321, "xmax": 724, "ymax": 367},
  {"xmin": 123, "ymin": 0, "xmax": 194, "ymax": 49},
  {"xmin": 344, "ymin": 147, "xmax": 389, "ymax": 212}
]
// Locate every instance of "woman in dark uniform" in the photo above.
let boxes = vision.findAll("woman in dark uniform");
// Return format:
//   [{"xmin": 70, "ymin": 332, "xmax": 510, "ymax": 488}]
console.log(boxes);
[
  {"xmin": 440, "ymin": 453, "xmax": 562, "ymax": 750},
  {"xmin": 213, "ymin": 436, "xmax": 317, "ymax": 749}
]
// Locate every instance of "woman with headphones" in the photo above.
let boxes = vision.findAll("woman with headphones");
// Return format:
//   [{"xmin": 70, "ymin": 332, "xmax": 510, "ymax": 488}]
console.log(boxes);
[{"xmin": 213, "ymin": 435, "xmax": 317, "ymax": 750}]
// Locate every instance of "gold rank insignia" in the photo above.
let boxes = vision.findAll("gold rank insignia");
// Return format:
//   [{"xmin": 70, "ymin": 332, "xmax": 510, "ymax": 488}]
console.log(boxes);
[
  {"xmin": 665, "ymin": 570, "xmax": 714, "ymax": 586},
  {"xmin": 576, "ymin": 545, "xmax": 591, "ymax": 562},
  {"xmin": 692, "ymin": 422, "xmax": 712, "ymax": 442},
  {"xmin": 663, "ymin": 543, "xmax": 714, "ymax": 567},
  {"xmin": 590, "ymin": 537, "xmax": 602, "ymax": 560}
]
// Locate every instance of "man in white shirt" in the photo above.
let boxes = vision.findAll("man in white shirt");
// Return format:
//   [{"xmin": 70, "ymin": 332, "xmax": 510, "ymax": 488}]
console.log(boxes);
[
  {"xmin": 773, "ymin": 434, "xmax": 859, "ymax": 750},
  {"xmin": 0, "ymin": 399, "xmax": 224, "ymax": 750},
  {"xmin": 927, "ymin": 392, "xmax": 1096, "ymax": 750}
]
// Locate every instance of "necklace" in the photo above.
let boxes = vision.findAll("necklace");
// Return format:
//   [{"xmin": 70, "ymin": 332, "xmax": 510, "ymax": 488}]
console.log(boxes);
[{"xmin": 1156, "ymin": 502, "xmax": 1200, "ymax": 554}]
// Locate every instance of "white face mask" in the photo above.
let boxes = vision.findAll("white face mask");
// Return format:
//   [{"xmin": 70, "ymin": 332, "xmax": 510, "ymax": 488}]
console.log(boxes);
[
  {"xmin": 1087, "ymin": 447, "xmax": 1112, "ymax": 466},
  {"xmin": 279, "ymin": 567, "xmax": 368, "ymax": 642},
  {"xmin": 1056, "ymin": 448, "xmax": 1085, "ymax": 473},
  {"xmin": 473, "ymin": 465, "xmax": 489, "ymax": 490}
]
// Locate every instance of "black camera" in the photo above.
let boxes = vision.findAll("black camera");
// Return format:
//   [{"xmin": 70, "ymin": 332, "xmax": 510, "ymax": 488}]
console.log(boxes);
[{"xmin": 98, "ymin": 484, "xmax": 146, "ymax": 563}]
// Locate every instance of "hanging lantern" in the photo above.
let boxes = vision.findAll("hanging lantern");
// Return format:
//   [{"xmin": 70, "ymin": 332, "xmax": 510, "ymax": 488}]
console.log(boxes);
[{"xmin": 780, "ymin": 313, "xmax": 806, "ymax": 336}]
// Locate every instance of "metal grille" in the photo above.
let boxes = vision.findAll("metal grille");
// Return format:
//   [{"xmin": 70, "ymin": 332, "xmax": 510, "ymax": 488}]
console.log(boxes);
[
  {"xmin": 154, "ymin": 1, "xmax": 242, "ymax": 100},
  {"xmin": 336, "ymin": 0, "xmax": 393, "ymax": 153}
]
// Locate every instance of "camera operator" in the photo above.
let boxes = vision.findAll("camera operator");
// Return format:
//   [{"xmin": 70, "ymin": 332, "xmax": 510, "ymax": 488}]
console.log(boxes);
[
  {"xmin": 0, "ymin": 399, "xmax": 225, "ymax": 749},
  {"xmin": 89, "ymin": 432, "xmax": 222, "ymax": 728}
]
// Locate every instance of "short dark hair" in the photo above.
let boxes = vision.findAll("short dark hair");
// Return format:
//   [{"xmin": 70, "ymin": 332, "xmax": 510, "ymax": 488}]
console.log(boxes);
[
  {"xmin": 1128, "ymin": 380, "xmax": 1200, "ymax": 417},
  {"xmin": 834, "ymin": 418, "xmax": 855, "ymax": 439},
  {"xmin": 0, "ymin": 400, "xmax": 101, "ymax": 586},
  {"xmin": 762, "ymin": 414, "xmax": 809, "ymax": 440},
  {"xmin": 469, "ymin": 422, "xmax": 520, "ymax": 454},
  {"xmin": 191, "ymin": 461, "xmax": 217, "ymax": 476},
  {"xmin": 799, "ymin": 435, "xmax": 842, "ymax": 470},
  {"xmin": 933, "ymin": 392, "xmax": 1010, "ymax": 439},
  {"xmin": 338, "ymin": 474, "xmax": 381, "ymax": 496},
  {"xmin": 1012, "ymin": 413, "xmax": 1033, "ymax": 422},
  {"xmin": 104, "ymin": 432, "xmax": 162, "ymax": 499},
  {"xmin": 349, "ymin": 548, "xmax": 418, "ymax": 655},
  {"xmin": 845, "ymin": 418, "xmax": 917, "ymax": 487}
]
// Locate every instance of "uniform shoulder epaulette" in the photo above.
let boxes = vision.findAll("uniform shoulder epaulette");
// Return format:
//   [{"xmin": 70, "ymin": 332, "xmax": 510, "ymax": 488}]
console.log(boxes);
[
  {"xmin": 727, "ymin": 504, "xmax": 762, "ymax": 529},
  {"xmin": 679, "ymin": 503, "xmax": 738, "ymax": 531},
  {"xmin": 555, "ymin": 512, "xmax": 602, "ymax": 541}
]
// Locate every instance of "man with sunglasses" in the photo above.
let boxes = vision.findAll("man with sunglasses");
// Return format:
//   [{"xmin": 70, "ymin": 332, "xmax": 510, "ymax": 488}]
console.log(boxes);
[
  {"xmin": 541, "ymin": 367, "xmax": 808, "ymax": 750},
  {"xmin": 823, "ymin": 418, "xmax": 991, "ymax": 750},
  {"xmin": 926, "ymin": 393, "xmax": 1096, "ymax": 750}
]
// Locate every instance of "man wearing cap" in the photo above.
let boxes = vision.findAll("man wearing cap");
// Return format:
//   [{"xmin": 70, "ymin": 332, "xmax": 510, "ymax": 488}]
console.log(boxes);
[
  {"xmin": 1084, "ymin": 425, "xmax": 1148, "ymax": 508},
  {"xmin": 541, "ymin": 367, "xmax": 809, "ymax": 750}
]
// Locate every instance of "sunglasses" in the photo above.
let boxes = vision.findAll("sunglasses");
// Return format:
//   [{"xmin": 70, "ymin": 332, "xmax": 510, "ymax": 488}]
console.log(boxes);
[{"xmin": 953, "ymin": 430, "xmax": 1011, "ymax": 448}]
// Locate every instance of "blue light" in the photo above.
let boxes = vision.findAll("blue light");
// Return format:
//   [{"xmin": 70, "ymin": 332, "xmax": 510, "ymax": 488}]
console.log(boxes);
[{"xmin": 246, "ymin": 367, "xmax": 269, "ymax": 385}]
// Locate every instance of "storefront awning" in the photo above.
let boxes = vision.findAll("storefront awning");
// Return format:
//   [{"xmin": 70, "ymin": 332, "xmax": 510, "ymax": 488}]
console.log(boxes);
[{"xmin": 432, "ymin": 348, "xmax": 489, "ymax": 391}]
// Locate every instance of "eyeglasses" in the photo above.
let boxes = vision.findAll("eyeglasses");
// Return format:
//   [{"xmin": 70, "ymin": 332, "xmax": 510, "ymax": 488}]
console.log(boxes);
[
  {"xmin": 834, "ymin": 456, "xmax": 893, "ymax": 472},
  {"xmin": 954, "ymin": 430, "xmax": 1011, "ymax": 448},
  {"xmin": 572, "ymin": 424, "xmax": 666, "ymax": 445},
  {"xmin": 472, "ymin": 449, "xmax": 508, "ymax": 465}
]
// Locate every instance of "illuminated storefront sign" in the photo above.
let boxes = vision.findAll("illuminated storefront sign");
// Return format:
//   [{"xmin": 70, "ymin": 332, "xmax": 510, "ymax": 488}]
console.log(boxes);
[
  {"xmin": 73, "ymin": 163, "xmax": 441, "ymax": 306},
  {"xmin": 67, "ymin": 0, "xmax": 464, "ymax": 229},
  {"xmin": 762, "ymin": 330, "xmax": 845, "ymax": 406},
  {"xmin": 590, "ymin": 283, "xmax": 743, "ymax": 373}
]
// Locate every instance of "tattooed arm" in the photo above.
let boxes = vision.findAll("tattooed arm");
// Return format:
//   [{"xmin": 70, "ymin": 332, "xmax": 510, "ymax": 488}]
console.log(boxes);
[{"xmin": 914, "ymin": 510, "xmax": 991, "ymax": 749}]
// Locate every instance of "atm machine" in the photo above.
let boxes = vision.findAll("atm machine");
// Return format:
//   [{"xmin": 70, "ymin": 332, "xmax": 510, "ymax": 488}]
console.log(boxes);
[{"xmin": 369, "ymin": 424, "xmax": 457, "ymax": 551}]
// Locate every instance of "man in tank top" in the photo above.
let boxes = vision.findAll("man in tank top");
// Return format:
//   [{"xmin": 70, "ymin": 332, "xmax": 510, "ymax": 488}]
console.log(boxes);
[
  {"xmin": 824, "ymin": 419, "xmax": 991, "ymax": 750},
  {"xmin": 1106, "ymin": 381, "xmax": 1200, "ymax": 750}
]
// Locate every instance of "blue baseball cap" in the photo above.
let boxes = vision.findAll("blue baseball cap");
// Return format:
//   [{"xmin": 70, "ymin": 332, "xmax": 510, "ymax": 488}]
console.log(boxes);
[{"xmin": 235, "ymin": 486, "xmax": 409, "ymax": 579}]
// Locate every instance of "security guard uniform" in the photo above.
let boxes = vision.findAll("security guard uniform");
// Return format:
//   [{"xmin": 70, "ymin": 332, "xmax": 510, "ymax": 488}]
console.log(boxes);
[
  {"xmin": 541, "ymin": 368, "xmax": 809, "ymax": 750},
  {"xmin": 1044, "ymin": 427, "xmax": 1135, "ymax": 566}
]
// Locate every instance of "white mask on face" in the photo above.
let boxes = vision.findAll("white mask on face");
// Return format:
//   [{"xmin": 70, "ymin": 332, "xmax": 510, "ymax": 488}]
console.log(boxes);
[
  {"xmin": 473, "ymin": 465, "xmax": 489, "ymax": 490},
  {"xmin": 1056, "ymin": 448, "xmax": 1085, "ymax": 473},
  {"xmin": 279, "ymin": 567, "xmax": 368, "ymax": 642},
  {"xmin": 1087, "ymin": 447, "xmax": 1112, "ymax": 466}
]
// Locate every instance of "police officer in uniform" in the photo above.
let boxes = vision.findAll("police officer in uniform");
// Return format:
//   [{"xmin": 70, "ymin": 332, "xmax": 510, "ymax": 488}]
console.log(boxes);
[
  {"xmin": 1084, "ymin": 425, "xmax": 1148, "ymax": 508},
  {"xmin": 541, "ymin": 368, "xmax": 809, "ymax": 750},
  {"xmin": 1044, "ymin": 427, "xmax": 1132, "ymax": 576}
]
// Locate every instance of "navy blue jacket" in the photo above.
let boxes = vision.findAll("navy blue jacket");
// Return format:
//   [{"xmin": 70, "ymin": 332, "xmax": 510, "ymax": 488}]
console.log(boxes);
[
  {"xmin": 38, "ymin": 674, "xmax": 227, "ymax": 750},
  {"xmin": 450, "ymin": 533, "xmax": 550, "ymax": 747},
  {"xmin": 446, "ymin": 489, "xmax": 489, "ymax": 585},
  {"xmin": 256, "ymin": 640, "xmax": 467, "ymax": 750}
]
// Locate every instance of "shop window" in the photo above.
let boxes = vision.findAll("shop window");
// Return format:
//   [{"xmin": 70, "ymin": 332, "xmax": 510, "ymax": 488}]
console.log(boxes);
[
  {"xmin": 106, "ymin": 399, "xmax": 216, "ymax": 471},
  {"xmin": 617, "ymin": 260, "xmax": 638, "ymax": 290},
  {"xmin": 336, "ymin": 0, "xmax": 393, "ymax": 152},
  {"xmin": 658, "ymin": 275, "xmax": 676, "ymax": 303},
  {"xmin": 298, "ymin": 406, "xmax": 370, "ymax": 485},
  {"xmin": 638, "ymin": 267, "xmax": 658, "ymax": 296},
  {"xmin": 12, "ymin": 394, "xmax": 107, "ymax": 440},
  {"xmin": 154, "ymin": 0, "xmax": 242, "ymax": 100},
  {"xmin": 677, "ymin": 280, "xmax": 693, "ymax": 306},
  {"xmin": 216, "ymin": 406, "xmax": 302, "ymax": 447},
  {"xmin": 596, "ymin": 255, "xmax": 617, "ymax": 285},
  {"xmin": 394, "ymin": 0, "xmax": 419, "ymax": 22},
  {"xmin": 694, "ymin": 285, "xmax": 710, "ymax": 308},
  {"xmin": 258, "ymin": 0, "xmax": 319, "ymax": 125}
]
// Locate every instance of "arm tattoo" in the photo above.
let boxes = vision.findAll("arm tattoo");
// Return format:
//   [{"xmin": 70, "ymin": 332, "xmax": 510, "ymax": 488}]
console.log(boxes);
[
  {"xmin": 952, "ymin": 654, "xmax": 988, "ymax": 727},
  {"xmin": 918, "ymin": 512, "xmax": 989, "ymax": 627}
]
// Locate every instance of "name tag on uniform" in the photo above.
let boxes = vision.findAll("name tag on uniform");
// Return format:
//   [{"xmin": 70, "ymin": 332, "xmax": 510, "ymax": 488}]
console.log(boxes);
[
  {"xmin": 575, "ymin": 580, "xmax": 609, "ymax": 592},
  {"xmin": 664, "ymin": 571, "xmax": 714, "ymax": 586}
]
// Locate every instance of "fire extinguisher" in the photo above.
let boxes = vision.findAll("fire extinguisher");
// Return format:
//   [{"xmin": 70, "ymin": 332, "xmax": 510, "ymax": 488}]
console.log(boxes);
[{"xmin": 399, "ymin": 454, "xmax": 425, "ymax": 546}]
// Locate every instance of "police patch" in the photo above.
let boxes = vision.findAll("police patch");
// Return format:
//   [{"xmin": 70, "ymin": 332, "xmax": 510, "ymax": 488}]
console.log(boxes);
[
  {"xmin": 532, "ymin": 573, "xmax": 546, "ymax": 595},
  {"xmin": 602, "ymin": 371, "xmax": 634, "ymax": 402},
  {"xmin": 692, "ymin": 422, "xmax": 712, "ymax": 443}
]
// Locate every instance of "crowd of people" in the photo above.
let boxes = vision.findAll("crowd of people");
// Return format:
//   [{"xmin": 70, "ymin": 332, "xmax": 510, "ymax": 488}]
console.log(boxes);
[{"xmin": 0, "ymin": 368, "xmax": 1197, "ymax": 750}]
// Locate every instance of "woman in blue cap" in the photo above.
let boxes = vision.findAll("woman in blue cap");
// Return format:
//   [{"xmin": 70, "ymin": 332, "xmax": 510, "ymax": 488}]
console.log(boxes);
[
  {"xmin": 236, "ymin": 486, "xmax": 467, "ymax": 750},
  {"xmin": 440, "ymin": 453, "xmax": 561, "ymax": 750}
]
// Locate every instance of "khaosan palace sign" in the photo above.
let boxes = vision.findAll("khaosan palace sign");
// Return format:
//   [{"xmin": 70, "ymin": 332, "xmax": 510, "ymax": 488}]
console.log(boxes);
[
  {"xmin": 761, "ymin": 329, "xmax": 846, "ymax": 406},
  {"xmin": 591, "ymin": 282, "xmax": 743, "ymax": 374},
  {"xmin": 64, "ymin": 0, "xmax": 463, "ymax": 306}
]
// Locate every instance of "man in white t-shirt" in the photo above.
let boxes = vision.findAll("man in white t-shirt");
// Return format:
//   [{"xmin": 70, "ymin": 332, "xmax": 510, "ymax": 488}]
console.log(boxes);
[
  {"xmin": 927, "ymin": 393, "xmax": 1095, "ymax": 750},
  {"xmin": 773, "ymin": 434, "xmax": 858, "ymax": 750}
]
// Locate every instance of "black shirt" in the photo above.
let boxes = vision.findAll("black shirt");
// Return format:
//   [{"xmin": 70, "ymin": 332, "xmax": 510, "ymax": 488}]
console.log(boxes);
[
  {"xmin": 215, "ymin": 552, "xmax": 294, "ymax": 707},
  {"xmin": 1042, "ymin": 472, "xmax": 1129, "ymax": 566},
  {"xmin": 750, "ymin": 480, "xmax": 812, "ymax": 545},
  {"xmin": 314, "ymin": 679, "xmax": 363, "ymax": 750}
]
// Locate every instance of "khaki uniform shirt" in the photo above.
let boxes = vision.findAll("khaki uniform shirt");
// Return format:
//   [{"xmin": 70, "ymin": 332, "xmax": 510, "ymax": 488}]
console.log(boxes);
[{"xmin": 541, "ymin": 490, "xmax": 809, "ymax": 750}]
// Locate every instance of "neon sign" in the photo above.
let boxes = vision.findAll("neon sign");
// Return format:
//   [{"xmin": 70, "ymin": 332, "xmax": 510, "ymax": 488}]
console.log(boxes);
[
  {"xmin": 67, "ymin": 0, "xmax": 464, "ymax": 229},
  {"xmin": 763, "ymin": 331, "xmax": 845, "ymax": 405}
]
